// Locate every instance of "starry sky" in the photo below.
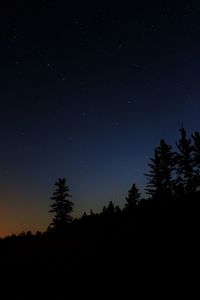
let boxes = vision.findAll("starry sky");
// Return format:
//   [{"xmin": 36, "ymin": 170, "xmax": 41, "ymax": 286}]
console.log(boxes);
[{"xmin": 1, "ymin": 0, "xmax": 200, "ymax": 236}]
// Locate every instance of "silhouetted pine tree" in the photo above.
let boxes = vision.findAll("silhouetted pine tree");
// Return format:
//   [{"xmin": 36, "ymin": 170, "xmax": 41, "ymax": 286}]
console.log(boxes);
[
  {"xmin": 192, "ymin": 131, "xmax": 200, "ymax": 190},
  {"xmin": 102, "ymin": 201, "xmax": 115, "ymax": 216},
  {"xmin": 176, "ymin": 128, "xmax": 195, "ymax": 194},
  {"xmin": 125, "ymin": 184, "xmax": 140, "ymax": 211},
  {"xmin": 145, "ymin": 139, "xmax": 175, "ymax": 199},
  {"xmin": 102, "ymin": 205, "xmax": 107, "ymax": 214},
  {"xmin": 107, "ymin": 201, "xmax": 115, "ymax": 214},
  {"xmin": 90, "ymin": 209, "xmax": 94, "ymax": 216},
  {"xmin": 81, "ymin": 212, "xmax": 88, "ymax": 219},
  {"xmin": 49, "ymin": 178, "xmax": 73, "ymax": 232},
  {"xmin": 115, "ymin": 205, "xmax": 122, "ymax": 215}
]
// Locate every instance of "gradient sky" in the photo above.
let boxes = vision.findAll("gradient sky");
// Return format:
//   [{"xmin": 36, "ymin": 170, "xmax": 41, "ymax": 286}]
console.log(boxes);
[{"xmin": 1, "ymin": 0, "xmax": 200, "ymax": 236}]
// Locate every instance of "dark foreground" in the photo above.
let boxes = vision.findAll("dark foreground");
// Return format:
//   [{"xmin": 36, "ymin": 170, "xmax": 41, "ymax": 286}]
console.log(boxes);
[{"xmin": 0, "ymin": 199, "xmax": 199, "ymax": 297}]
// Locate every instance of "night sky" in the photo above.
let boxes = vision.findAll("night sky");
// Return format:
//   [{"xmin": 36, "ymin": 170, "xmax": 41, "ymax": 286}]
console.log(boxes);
[{"xmin": 1, "ymin": 0, "xmax": 200, "ymax": 236}]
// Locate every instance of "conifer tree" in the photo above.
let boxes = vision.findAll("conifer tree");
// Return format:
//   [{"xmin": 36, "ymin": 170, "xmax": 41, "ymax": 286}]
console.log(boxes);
[
  {"xmin": 192, "ymin": 131, "xmax": 200, "ymax": 190},
  {"xmin": 49, "ymin": 178, "xmax": 73, "ymax": 232},
  {"xmin": 145, "ymin": 139, "xmax": 175, "ymax": 199},
  {"xmin": 176, "ymin": 128, "xmax": 195, "ymax": 194},
  {"xmin": 102, "ymin": 201, "xmax": 115, "ymax": 216},
  {"xmin": 125, "ymin": 184, "xmax": 140, "ymax": 210}
]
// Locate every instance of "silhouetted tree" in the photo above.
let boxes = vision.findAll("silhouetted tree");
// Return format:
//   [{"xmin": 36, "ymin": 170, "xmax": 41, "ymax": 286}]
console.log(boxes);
[
  {"xmin": 125, "ymin": 184, "xmax": 140, "ymax": 211},
  {"xmin": 145, "ymin": 139, "xmax": 175, "ymax": 199},
  {"xmin": 192, "ymin": 131, "xmax": 200, "ymax": 190},
  {"xmin": 102, "ymin": 201, "xmax": 115, "ymax": 216},
  {"xmin": 102, "ymin": 205, "xmax": 107, "ymax": 214},
  {"xmin": 81, "ymin": 212, "xmax": 88, "ymax": 219},
  {"xmin": 115, "ymin": 205, "xmax": 122, "ymax": 214},
  {"xmin": 90, "ymin": 209, "xmax": 94, "ymax": 216},
  {"xmin": 176, "ymin": 128, "xmax": 195, "ymax": 194},
  {"xmin": 26, "ymin": 231, "xmax": 33, "ymax": 238},
  {"xmin": 49, "ymin": 178, "xmax": 73, "ymax": 232},
  {"xmin": 35, "ymin": 231, "xmax": 42, "ymax": 238},
  {"xmin": 107, "ymin": 201, "xmax": 115, "ymax": 214},
  {"xmin": 18, "ymin": 231, "xmax": 26, "ymax": 238}
]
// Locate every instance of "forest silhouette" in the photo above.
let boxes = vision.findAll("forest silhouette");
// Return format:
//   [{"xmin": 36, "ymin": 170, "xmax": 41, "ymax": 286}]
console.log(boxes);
[{"xmin": 0, "ymin": 127, "xmax": 199, "ymax": 295}]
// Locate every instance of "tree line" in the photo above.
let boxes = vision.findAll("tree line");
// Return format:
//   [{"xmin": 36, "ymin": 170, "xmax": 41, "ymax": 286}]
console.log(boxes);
[
  {"xmin": 145, "ymin": 127, "xmax": 200, "ymax": 198},
  {"xmin": 47, "ymin": 127, "xmax": 200, "ymax": 234}
]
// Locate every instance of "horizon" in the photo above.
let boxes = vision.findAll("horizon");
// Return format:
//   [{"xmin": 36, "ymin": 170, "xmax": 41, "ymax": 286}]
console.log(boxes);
[{"xmin": 0, "ymin": 126, "xmax": 199, "ymax": 237}]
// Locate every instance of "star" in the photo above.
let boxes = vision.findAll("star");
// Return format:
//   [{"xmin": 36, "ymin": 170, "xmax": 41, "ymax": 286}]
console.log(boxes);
[
  {"xmin": 131, "ymin": 63, "xmax": 140, "ymax": 68},
  {"xmin": 82, "ymin": 112, "xmax": 87, "ymax": 118},
  {"xmin": 117, "ymin": 43, "xmax": 123, "ymax": 49}
]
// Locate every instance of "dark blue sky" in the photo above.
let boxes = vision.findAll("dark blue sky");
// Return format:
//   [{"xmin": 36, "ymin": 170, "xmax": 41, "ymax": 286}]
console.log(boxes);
[{"xmin": 1, "ymin": 0, "xmax": 200, "ymax": 236}]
